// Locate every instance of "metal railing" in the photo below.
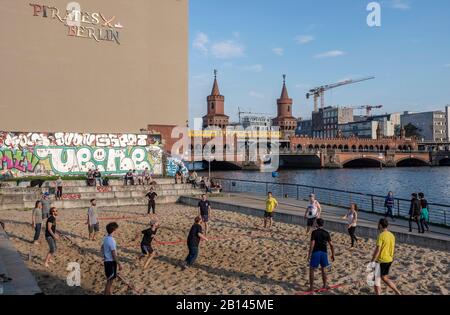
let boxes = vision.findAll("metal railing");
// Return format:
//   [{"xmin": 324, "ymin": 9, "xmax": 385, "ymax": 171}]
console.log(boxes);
[{"xmin": 216, "ymin": 178, "xmax": 450, "ymax": 227}]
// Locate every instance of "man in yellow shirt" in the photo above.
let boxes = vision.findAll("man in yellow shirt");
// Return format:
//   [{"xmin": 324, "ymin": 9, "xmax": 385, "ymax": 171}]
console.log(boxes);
[
  {"xmin": 263, "ymin": 192, "xmax": 278, "ymax": 229},
  {"xmin": 371, "ymin": 218, "xmax": 401, "ymax": 295}
]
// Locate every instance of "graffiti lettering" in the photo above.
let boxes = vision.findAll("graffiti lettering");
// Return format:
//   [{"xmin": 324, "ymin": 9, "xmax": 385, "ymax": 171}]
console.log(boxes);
[
  {"xmin": 62, "ymin": 194, "xmax": 82, "ymax": 200},
  {"xmin": 0, "ymin": 149, "xmax": 40, "ymax": 172},
  {"xmin": 97, "ymin": 186, "xmax": 112, "ymax": 193}
]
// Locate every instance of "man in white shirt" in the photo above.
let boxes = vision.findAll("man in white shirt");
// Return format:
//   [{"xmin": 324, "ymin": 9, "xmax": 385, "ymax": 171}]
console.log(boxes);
[{"xmin": 87, "ymin": 199, "xmax": 99, "ymax": 241}]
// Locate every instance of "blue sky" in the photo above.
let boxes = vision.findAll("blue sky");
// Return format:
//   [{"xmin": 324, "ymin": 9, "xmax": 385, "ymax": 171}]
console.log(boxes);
[{"xmin": 189, "ymin": 0, "xmax": 450, "ymax": 123}]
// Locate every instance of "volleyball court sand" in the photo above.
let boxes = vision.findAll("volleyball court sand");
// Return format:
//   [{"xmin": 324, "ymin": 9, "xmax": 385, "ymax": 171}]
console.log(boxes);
[{"xmin": 0, "ymin": 204, "xmax": 448, "ymax": 295}]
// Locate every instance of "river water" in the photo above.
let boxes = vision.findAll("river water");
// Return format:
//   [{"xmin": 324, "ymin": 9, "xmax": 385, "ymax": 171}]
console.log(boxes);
[{"xmin": 204, "ymin": 167, "xmax": 450, "ymax": 205}]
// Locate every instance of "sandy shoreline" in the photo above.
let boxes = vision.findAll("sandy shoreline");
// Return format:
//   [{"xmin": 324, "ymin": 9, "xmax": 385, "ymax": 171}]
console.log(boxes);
[{"xmin": 0, "ymin": 204, "xmax": 449, "ymax": 295}]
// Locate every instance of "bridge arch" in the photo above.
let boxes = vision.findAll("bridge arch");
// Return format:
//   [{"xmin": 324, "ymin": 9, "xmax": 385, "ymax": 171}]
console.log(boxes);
[
  {"xmin": 396, "ymin": 157, "xmax": 429, "ymax": 167},
  {"xmin": 438, "ymin": 158, "xmax": 450, "ymax": 166},
  {"xmin": 343, "ymin": 157, "xmax": 385, "ymax": 168}
]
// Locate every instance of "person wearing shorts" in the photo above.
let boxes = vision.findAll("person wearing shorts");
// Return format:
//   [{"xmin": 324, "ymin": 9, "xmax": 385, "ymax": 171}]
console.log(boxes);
[
  {"xmin": 87, "ymin": 199, "xmax": 99, "ymax": 241},
  {"xmin": 307, "ymin": 218, "xmax": 335, "ymax": 292},
  {"xmin": 263, "ymin": 192, "xmax": 278, "ymax": 229},
  {"xmin": 137, "ymin": 220, "xmax": 159, "ymax": 269},
  {"xmin": 304, "ymin": 193, "xmax": 322, "ymax": 236},
  {"xmin": 102, "ymin": 222, "xmax": 121, "ymax": 295},
  {"xmin": 44, "ymin": 207, "xmax": 59, "ymax": 268},
  {"xmin": 198, "ymin": 194, "xmax": 212, "ymax": 235},
  {"xmin": 371, "ymin": 219, "xmax": 401, "ymax": 295}
]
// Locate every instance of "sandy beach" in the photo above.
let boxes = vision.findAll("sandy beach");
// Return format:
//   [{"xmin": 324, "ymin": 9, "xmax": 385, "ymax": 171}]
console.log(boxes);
[{"xmin": 0, "ymin": 203, "xmax": 448, "ymax": 295}]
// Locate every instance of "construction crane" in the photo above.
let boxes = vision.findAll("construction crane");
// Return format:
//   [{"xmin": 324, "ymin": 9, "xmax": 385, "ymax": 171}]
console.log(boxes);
[
  {"xmin": 306, "ymin": 76, "xmax": 375, "ymax": 112},
  {"xmin": 354, "ymin": 105, "xmax": 383, "ymax": 117}
]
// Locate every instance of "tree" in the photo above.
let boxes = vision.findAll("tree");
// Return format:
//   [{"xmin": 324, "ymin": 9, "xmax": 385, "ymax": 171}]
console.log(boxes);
[{"xmin": 404, "ymin": 123, "xmax": 422, "ymax": 138}]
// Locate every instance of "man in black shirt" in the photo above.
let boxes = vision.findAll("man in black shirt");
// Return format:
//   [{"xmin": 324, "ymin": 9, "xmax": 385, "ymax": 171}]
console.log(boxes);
[
  {"xmin": 307, "ymin": 218, "xmax": 335, "ymax": 292},
  {"xmin": 44, "ymin": 207, "xmax": 59, "ymax": 268},
  {"xmin": 136, "ymin": 220, "xmax": 159, "ymax": 269},
  {"xmin": 145, "ymin": 188, "xmax": 158, "ymax": 215},
  {"xmin": 183, "ymin": 216, "xmax": 208, "ymax": 270},
  {"xmin": 409, "ymin": 193, "xmax": 422, "ymax": 233},
  {"xmin": 198, "ymin": 194, "xmax": 212, "ymax": 235}
]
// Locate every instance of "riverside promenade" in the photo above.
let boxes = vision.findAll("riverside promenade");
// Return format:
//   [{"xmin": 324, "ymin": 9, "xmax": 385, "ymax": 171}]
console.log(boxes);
[{"xmin": 179, "ymin": 193, "xmax": 450, "ymax": 252}]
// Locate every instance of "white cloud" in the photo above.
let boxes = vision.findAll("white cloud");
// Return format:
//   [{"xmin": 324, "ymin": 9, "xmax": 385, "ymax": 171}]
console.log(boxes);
[
  {"xmin": 243, "ymin": 64, "xmax": 264, "ymax": 72},
  {"xmin": 211, "ymin": 40, "xmax": 245, "ymax": 59},
  {"xmin": 272, "ymin": 48, "xmax": 284, "ymax": 56},
  {"xmin": 193, "ymin": 32, "xmax": 209, "ymax": 55},
  {"xmin": 387, "ymin": 0, "xmax": 411, "ymax": 10},
  {"xmin": 249, "ymin": 91, "xmax": 265, "ymax": 99},
  {"xmin": 295, "ymin": 35, "xmax": 315, "ymax": 44},
  {"xmin": 314, "ymin": 50, "xmax": 347, "ymax": 59}
]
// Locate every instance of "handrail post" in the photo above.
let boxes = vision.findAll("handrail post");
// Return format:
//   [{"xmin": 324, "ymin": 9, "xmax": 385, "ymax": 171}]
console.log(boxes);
[
  {"xmin": 397, "ymin": 199, "xmax": 400, "ymax": 217},
  {"xmin": 371, "ymin": 195, "xmax": 375, "ymax": 213},
  {"xmin": 266, "ymin": 182, "xmax": 268, "ymax": 195},
  {"xmin": 296, "ymin": 185, "xmax": 299, "ymax": 200}
]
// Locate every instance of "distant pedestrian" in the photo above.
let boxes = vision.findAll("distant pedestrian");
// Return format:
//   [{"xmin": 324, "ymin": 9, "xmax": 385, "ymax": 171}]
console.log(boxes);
[
  {"xmin": 342, "ymin": 203, "xmax": 358, "ymax": 248},
  {"xmin": 409, "ymin": 193, "xmax": 422, "ymax": 233},
  {"xmin": 41, "ymin": 193, "xmax": 51, "ymax": 220},
  {"xmin": 183, "ymin": 216, "xmax": 208, "ymax": 270},
  {"xmin": 31, "ymin": 200, "xmax": 43, "ymax": 245},
  {"xmin": 307, "ymin": 218, "xmax": 335, "ymax": 292},
  {"xmin": 371, "ymin": 218, "xmax": 401, "ymax": 295},
  {"xmin": 44, "ymin": 207, "xmax": 59, "ymax": 268},
  {"xmin": 418, "ymin": 193, "xmax": 430, "ymax": 233},
  {"xmin": 198, "ymin": 194, "xmax": 212, "ymax": 234},
  {"xmin": 55, "ymin": 177, "xmax": 63, "ymax": 200},
  {"xmin": 87, "ymin": 199, "xmax": 99, "ymax": 241},
  {"xmin": 145, "ymin": 188, "xmax": 158, "ymax": 215},
  {"xmin": 102, "ymin": 222, "xmax": 121, "ymax": 295},
  {"xmin": 384, "ymin": 191, "xmax": 395, "ymax": 220},
  {"xmin": 304, "ymin": 193, "xmax": 322, "ymax": 236}
]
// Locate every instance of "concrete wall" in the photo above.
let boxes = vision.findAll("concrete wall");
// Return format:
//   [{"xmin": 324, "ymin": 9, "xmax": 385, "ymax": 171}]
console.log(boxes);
[{"xmin": 0, "ymin": 0, "xmax": 188, "ymax": 133}]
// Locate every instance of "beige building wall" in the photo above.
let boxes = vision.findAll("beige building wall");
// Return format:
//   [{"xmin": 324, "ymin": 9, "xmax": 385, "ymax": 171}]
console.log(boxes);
[{"xmin": 0, "ymin": 0, "xmax": 188, "ymax": 133}]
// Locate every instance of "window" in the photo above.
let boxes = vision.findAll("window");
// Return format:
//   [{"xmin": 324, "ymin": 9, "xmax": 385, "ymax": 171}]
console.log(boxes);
[{"xmin": 211, "ymin": 102, "xmax": 215, "ymax": 110}]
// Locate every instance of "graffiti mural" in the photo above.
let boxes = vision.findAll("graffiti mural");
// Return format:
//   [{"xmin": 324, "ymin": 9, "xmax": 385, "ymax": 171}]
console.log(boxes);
[
  {"xmin": 0, "ymin": 132, "xmax": 166, "ymax": 178},
  {"xmin": 166, "ymin": 157, "xmax": 189, "ymax": 177}
]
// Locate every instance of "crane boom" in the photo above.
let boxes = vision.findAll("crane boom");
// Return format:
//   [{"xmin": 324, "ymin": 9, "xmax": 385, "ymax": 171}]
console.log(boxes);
[{"xmin": 307, "ymin": 76, "xmax": 375, "ymax": 112}]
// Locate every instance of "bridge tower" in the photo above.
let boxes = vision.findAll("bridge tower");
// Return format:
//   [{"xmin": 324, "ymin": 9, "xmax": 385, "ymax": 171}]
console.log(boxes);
[
  {"xmin": 203, "ymin": 70, "xmax": 229, "ymax": 129},
  {"xmin": 272, "ymin": 75, "xmax": 297, "ymax": 139}
]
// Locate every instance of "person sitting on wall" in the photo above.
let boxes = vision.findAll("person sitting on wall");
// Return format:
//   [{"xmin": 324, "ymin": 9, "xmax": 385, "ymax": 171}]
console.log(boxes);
[
  {"xmin": 132, "ymin": 170, "xmax": 139, "ymax": 186},
  {"xmin": 210, "ymin": 179, "xmax": 222, "ymax": 193},
  {"xmin": 124, "ymin": 170, "xmax": 134, "ymax": 186},
  {"xmin": 94, "ymin": 169, "xmax": 102, "ymax": 187},
  {"xmin": 142, "ymin": 168, "xmax": 152, "ymax": 185},
  {"xmin": 86, "ymin": 169, "xmax": 95, "ymax": 187},
  {"xmin": 188, "ymin": 171, "xmax": 199, "ymax": 188},
  {"xmin": 175, "ymin": 170, "xmax": 182, "ymax": 184},
  {"xmin": 199, "ymin": 177, "xmax": 206, "ymax": 190},
  {"xmin": 205, "ymin": 178, "xmax": 212, "ymax": 194}
]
